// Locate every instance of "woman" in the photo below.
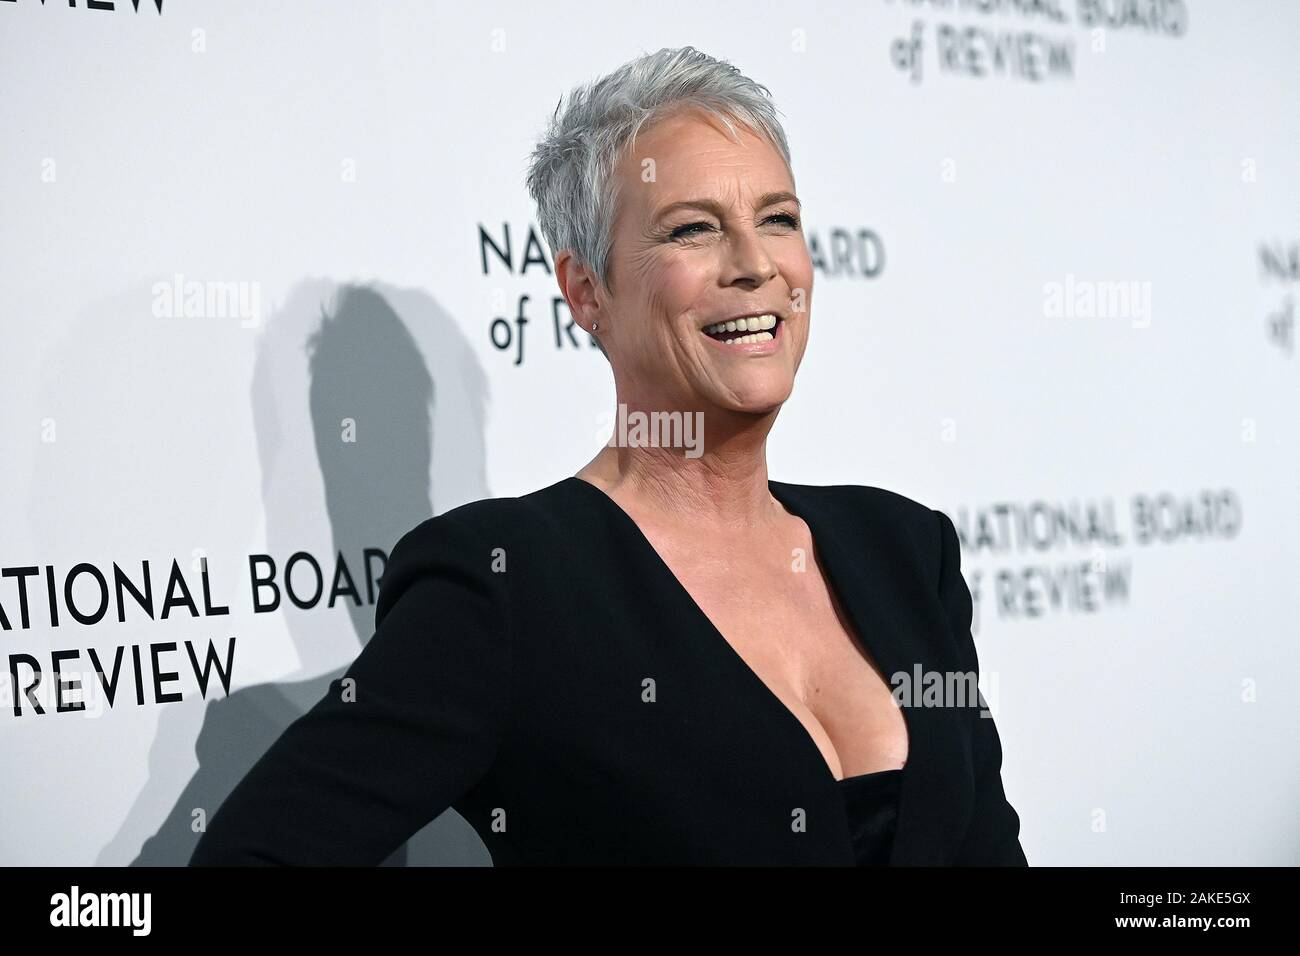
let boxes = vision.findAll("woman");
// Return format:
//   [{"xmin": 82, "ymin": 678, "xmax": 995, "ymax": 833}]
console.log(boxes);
[{"xmin": 190, "ymin": 46, "xmax": 1027, "ymax": 867}]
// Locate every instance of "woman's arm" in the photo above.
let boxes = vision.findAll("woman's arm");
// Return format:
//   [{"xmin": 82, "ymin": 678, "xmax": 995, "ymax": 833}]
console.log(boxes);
[
  {"xmin": 933, "ymin": 508, "xmax": 1029, "ymax": 866},
  {"xmin": 189, "ymin": 511, "xmax": 511, "ymax": 866}
]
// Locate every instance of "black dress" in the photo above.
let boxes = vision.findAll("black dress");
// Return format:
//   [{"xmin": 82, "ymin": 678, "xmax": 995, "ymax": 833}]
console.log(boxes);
[
  {"xmin": 837, "ymin": 768, "xmax": 904, "ymax": 866},
  {"xmin": 189, "ymin": 476, "xmax": 1028, "ymax": 866}
]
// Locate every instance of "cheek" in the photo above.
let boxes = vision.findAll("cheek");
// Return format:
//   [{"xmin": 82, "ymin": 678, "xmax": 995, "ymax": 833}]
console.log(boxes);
[
  {"xmin": 642, "ymin": 286, "xmax": 670, "ymax": 342},
  {"xmin": 780, "ymin": 248, "xmax": 815, "ymax": 294},
  {"xmin": 648, "ymin": 261, "xmax": 710, "ymax": 338}
]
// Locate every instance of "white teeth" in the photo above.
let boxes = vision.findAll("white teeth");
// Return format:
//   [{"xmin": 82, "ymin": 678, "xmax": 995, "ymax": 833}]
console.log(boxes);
[
  {"xmin": 725, "ymin": 331, "xmax": 774, "ymax": 345},
  {"xmin": 703, "ymin": 314, "xmax": 779, "ymax": 336}
]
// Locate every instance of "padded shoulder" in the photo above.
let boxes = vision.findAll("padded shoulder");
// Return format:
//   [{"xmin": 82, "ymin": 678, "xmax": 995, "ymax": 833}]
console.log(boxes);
[{"xmin": 780, "ymin": 480, "xmax": 946, "ymax": 584}]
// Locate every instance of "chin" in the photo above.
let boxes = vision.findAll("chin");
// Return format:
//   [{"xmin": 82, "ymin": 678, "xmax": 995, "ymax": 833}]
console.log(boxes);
[{"xmin": 712, "ymin": 372, "xmax": 795, "ymax": 413}]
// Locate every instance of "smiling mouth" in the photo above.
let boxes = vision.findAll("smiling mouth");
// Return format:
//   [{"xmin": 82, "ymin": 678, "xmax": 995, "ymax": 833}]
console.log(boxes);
[{"xmin": 701, "ymin": 314, "xmax": 782, "ymax": 345}]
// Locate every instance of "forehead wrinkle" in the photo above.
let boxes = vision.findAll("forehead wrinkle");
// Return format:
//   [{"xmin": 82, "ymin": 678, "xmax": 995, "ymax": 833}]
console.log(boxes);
[{"xmin": 619, "ymin": 113, "xmax": 791, "ymax": 223}]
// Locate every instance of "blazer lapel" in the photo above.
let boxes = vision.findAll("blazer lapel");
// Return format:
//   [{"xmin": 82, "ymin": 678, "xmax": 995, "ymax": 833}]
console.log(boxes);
[{"xmin": 769, "ymin": 480, "xmax": 973, "ymax": 865}]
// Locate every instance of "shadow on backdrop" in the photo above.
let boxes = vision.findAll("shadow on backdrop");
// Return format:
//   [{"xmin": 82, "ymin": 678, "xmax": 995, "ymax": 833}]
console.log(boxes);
[{"xmin": 116, "ymin": 280, "xmax": 492, "ymax": 865}]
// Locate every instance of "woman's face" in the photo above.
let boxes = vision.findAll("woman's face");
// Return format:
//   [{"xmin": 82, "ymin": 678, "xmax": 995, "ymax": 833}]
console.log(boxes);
[{"xmin": 590, "ymin": 109, "xmax": 813, "ymax": 416}]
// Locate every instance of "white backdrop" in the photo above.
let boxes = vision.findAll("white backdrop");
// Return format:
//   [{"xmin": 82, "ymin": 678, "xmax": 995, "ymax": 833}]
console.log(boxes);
[{"xmin": 2, "ymin": 0, "xmax": 1298, "ymax": 866}]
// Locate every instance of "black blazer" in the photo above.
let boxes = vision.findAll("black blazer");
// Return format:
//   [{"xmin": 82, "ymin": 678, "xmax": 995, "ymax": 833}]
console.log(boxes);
[{"xmin": 189, "ymin": 476, "xmax": 1028, "ymax": 866}]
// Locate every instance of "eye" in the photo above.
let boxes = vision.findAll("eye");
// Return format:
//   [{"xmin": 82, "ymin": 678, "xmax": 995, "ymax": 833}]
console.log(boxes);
[
  {"xmin": 668, "ymin": 212, "xmax": 800, "ymax": 240},
  {"xmin": 669, "ymin": 221, "xmax": 713, "ymax": 239}
]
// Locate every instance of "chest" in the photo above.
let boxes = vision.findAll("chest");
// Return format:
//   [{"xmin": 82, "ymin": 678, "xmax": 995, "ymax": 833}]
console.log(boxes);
[{"xmin": 645, "ymin": 527, "xmax": 912, "ymax": 780}]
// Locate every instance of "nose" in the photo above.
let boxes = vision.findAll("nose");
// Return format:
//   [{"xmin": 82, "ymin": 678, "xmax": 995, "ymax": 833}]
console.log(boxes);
[{"xmin": 721, "ymin": 219, "xmax": 779, "ymax": 289}]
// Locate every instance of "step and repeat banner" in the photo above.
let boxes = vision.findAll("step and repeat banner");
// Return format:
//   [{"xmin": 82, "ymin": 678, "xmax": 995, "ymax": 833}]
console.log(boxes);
[{"xmin": 1, "ymin": 1, "xmax": 1297, "ymax": 866}]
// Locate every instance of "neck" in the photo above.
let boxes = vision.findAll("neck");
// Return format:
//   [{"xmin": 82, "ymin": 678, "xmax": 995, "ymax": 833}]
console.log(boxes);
[{"xmin": 578, "ymin": 401, "xmax": 785, "ymax": 530}]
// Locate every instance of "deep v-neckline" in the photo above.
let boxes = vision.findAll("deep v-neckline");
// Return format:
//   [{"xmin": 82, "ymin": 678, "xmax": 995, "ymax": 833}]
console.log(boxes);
[{"xmin": 564, "ymin": 475, "xmax": 912, "ymax": 788}]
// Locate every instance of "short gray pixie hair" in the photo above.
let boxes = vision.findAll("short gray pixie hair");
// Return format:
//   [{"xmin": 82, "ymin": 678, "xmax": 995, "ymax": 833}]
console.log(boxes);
[{"xmin": 526, "ymin": 45, "xmax": 794, "ymax": 302}]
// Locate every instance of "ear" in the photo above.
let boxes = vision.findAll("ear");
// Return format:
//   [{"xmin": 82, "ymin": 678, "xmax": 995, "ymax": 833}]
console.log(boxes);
[{"xmin": 555, "ymin": 249, "xmax": 606, "ymax": 336}]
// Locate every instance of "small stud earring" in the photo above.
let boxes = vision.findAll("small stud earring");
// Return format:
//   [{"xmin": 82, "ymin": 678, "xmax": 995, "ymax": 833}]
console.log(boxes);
[{"xmin": 592, "ymin": 321, "xmax": 599, "ymax": 331}]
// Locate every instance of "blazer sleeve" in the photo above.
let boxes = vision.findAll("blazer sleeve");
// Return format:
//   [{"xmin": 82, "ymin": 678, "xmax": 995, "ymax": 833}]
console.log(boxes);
[
  {"xmin": 189, "ymin": 511, "xmax": 511, "ymax": 866},
  {"xmin": 933, "ymin": 508, "xmax": 1029, "ymax": 866}
]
